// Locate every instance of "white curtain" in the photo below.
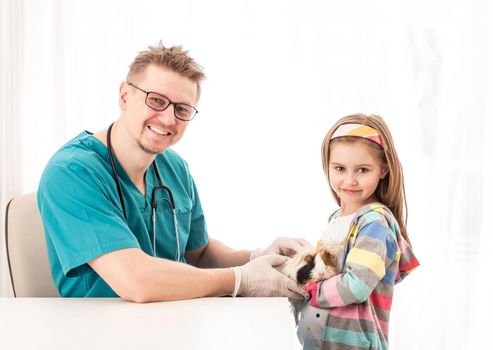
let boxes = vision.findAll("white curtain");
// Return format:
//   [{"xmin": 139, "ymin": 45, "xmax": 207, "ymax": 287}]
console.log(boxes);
[
  {"xmin": 1, "ymin": 0, "xmax": 491, "ymax": 348},
  {"xmin": 0, "ymin": 0, "xmax": 23, "ymax": 298}
]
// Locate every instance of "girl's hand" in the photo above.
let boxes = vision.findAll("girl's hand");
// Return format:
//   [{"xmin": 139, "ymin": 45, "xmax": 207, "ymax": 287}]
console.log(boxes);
[{"xmin": 305, "ymin": 281, "xmax": 319, "ymax": 307}]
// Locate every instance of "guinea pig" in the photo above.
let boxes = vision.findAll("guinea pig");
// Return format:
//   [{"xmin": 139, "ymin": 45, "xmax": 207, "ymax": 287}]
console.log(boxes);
[
  {"xmin": 276, "ymin": 241, "xmax": 341, "ymax": 325},
  {"xmin": 277, "ymin": 240, "xmax": 341, "ymax": 285}
]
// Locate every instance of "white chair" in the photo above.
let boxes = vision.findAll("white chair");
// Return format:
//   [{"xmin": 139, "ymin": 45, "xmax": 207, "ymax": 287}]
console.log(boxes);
[{"xmin": 5, "ymin": 192, "xmax": 59, "ymax": 297}]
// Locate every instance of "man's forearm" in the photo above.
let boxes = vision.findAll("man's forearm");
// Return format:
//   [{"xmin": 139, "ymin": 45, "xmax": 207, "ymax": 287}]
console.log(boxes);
[
  {"xmin": 89, "ymin": 248, "xmax": 236, "ymax": 302},
  {"xmin": 136, "ymin": 257, "xmax": 236, "ymax": 302},
  {"xmin": 194, "ymin": 239, "xmax": 251, "ymax": 268}
]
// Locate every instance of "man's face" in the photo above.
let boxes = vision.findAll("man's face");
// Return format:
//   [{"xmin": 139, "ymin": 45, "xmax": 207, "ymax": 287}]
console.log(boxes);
[{"xmin": 119, "ymin": 64, "xmax": 198, "ymax": 155}]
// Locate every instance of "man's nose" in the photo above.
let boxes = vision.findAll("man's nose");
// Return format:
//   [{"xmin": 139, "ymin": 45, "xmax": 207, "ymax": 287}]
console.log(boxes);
[{"xmin": 158, "ymin": 105, "xmax": 177, "ymax": 125}]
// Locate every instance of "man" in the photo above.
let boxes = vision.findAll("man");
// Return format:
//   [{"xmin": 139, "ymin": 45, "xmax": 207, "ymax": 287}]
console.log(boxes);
[{"xmin": 38, "ymin": 42, "xmax": 308, "ymax": 302}]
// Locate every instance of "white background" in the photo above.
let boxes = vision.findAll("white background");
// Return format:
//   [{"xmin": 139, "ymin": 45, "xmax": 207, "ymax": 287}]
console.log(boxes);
[{"xmin": 1, "ymin": 0, "xmax": 492, "ymax": 349}]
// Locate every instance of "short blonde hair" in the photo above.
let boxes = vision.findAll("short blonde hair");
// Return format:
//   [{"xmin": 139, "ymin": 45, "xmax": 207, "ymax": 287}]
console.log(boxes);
[
  {"xmin": 321, "ymin": 113, "xmax": 411, "ymax": 245},
  {"xmin": 127, "ymin": 41, "xmax": 206, "ymax": 98}
]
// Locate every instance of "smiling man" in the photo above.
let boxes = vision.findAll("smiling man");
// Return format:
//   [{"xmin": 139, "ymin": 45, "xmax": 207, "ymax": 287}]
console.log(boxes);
[{"xmin": 37, "ymin": 42, "xmax": 309, "ymax": 302}]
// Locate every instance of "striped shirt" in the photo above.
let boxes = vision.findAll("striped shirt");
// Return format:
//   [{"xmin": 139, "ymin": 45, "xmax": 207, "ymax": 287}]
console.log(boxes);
[{"xmin": 301, "ymin": 203, "xmax": 419, "ymax": 350}]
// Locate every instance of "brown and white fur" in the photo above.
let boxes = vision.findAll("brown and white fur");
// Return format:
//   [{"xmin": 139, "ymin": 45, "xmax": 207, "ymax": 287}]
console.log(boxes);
[{"xmin": 277, "ymin": 240, "xmax": 342, "ymax": 324}]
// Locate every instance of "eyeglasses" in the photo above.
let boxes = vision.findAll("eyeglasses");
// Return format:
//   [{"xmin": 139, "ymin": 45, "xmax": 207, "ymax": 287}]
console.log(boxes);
[{"xmin": 127, "ymin": 81, "xmax": 198, "ymax": 121}]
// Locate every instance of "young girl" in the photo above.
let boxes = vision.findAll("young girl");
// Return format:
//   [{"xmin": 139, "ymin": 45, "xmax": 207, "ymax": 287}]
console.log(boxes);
[{"xmin": 297, "ymin": 114, "xmax": 419, "ymax": 349}]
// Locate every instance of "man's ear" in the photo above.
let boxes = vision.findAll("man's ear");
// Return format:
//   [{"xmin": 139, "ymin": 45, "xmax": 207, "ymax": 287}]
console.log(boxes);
[{"xmin": 119, "ymin": 81, "xmax": 128, "ymax": 110}]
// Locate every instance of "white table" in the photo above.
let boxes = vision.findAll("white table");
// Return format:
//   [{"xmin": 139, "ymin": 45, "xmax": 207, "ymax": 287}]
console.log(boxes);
[{"xmin": 0, "ymin": 297, "xmax": 298, "ymax": 349}]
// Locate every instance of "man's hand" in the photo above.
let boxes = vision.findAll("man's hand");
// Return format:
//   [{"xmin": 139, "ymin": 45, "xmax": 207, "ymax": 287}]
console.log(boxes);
[
  {"xmin": 250, "ymin": 237, "xmax": 313, "ymax": 260},
  {"xmin": 232, "ymin": 255, "xmax": 306, "ymax": 300}
]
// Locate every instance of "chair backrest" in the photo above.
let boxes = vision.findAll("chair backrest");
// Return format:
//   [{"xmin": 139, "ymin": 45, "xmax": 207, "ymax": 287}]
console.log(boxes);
[{"xmin": 5, "ymin": 192, "xmax": 59, "ymax": 297}]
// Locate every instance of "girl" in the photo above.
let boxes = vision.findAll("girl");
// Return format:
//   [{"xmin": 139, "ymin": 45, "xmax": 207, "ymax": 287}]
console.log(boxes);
[{"xmin": 298, "ymin": 114, "xmax": 419, "ymax": 349}]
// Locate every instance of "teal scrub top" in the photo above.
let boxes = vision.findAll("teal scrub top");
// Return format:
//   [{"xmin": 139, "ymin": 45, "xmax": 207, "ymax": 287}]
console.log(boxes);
[{"xmin": 37, "ymin": 131, "xmax": 209, "ymax": 297}]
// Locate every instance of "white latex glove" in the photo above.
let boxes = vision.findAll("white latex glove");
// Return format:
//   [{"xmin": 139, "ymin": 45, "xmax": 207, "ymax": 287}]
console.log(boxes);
[
  {"xmin": 232, "ymin": 255, "xmax": 306, "ymax": 300},
  {"xmin": 250, "ymin": 237, "xmax": 313, "ymax": 261}
]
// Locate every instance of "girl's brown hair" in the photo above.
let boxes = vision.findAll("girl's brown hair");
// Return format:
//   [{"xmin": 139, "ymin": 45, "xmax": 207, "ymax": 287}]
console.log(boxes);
[{"xmin": 321, "ymin": 114, "xmax": 411, "ymax": 245}]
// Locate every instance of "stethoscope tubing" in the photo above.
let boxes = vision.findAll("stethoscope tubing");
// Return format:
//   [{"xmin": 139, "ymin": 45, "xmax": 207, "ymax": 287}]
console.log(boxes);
[{"xmin": 106, "ymin": 122, "xmax": 181, "ymax": 261}]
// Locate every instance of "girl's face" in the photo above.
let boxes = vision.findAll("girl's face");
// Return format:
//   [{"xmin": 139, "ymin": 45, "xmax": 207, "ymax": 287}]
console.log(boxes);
[{"xmin": 328, "ymin": 141, "xmax": 387, "ymax": 215}]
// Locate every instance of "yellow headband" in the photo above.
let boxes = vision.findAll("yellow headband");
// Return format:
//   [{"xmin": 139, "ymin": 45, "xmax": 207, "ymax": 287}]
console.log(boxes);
[{"xmin": 331, "ymin": 123, "xmax": 383, "ymax": 147}]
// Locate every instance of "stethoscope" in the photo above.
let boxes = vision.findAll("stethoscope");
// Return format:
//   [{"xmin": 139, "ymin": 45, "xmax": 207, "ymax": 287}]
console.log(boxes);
[{"xmin": 106, "ymin": 122, "xmax": 181, "ymax": 261}]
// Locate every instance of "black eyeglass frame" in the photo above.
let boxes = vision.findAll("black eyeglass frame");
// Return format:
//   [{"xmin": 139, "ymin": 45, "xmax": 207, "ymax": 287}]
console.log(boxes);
[{"xmin": 127, "ymin": 81, "xmax": 198, "ymax": 121}]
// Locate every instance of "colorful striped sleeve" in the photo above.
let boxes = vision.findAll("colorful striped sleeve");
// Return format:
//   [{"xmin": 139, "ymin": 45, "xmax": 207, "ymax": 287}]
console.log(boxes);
[{"xmin": 308, "ymin": 220, "xmax": 392, "ymax": 308}]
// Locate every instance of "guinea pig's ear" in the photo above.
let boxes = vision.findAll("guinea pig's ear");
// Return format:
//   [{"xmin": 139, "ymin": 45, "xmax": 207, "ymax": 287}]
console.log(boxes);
[
  {"xmin": 320, "ymin": 249, "xmax": 335, "ymax": 267},
  {"xmin": 304, "ymin": 254, "xmax": 315, "ymax": 264}
]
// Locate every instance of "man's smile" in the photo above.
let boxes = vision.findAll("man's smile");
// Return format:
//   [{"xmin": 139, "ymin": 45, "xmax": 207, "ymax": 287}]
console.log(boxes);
[{"xmin": 147, "ymin": 124, "xmax": 172, "ymax": 136}]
